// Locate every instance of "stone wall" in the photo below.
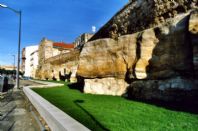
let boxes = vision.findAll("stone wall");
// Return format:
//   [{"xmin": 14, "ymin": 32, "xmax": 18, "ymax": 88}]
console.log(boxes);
[
  {"xmin": 127, "ymin": 77, "xmax": 198, "ymax": 101},
  {"xmin": 189, "ymin": 10, "xmax": 198, "ymax": 78},
  {"xmin": 36, "ymin": 63, "xmax": 52, "ymax": 80},
  {"xmin": 84, "ymin": 78, "xmax": 128, "ymax": 96},
  {"xmin": 79, "ymin": 11, "xmax": 195, "ymax": 79},
  {"xmin": 90, "ymin": 0, "xmax": 198, "ymax": 41},
  {"xmin": 36, "ymin": 49, "xmax": 79, "ymax": 82},
  {"xmin": 77, "ymin": 9, "xmax": 198, "ymax": 100},
  {"xmin": 77, "ymin": 36, "xmax": 136, "ymax": 79}
]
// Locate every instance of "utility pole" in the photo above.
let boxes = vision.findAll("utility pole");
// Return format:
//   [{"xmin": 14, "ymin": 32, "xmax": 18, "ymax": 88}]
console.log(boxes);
[{"xmin": 0, "ymin": 4, "xmax": 22, "ymax": 89}]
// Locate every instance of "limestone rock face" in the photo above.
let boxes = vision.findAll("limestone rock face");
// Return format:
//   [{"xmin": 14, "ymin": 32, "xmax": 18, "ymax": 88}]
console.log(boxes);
[
  {"xmin": 127, "ymin": 77, "xmax": 198, "ymax": 101},
  {"xmin": 147, "ymin": 13, "xmax": 194, "ymax": 79},
  {"xmin": 77, "ymin": 35, "xmax": 137, "ymax": 95},
  {"xmin": 77, "ymin": 35, "xmax": 137, "ymax": 79},
  {"xmin": 78, "ymin": 11, "xmax": 194, "ymax": 80},
  {"xmin": 77, "ymin": 10, "xmax": 198, "ymax": 98},
  {"xmin": 84, "ymin": 78, "xmax": 128, "ymax": 96},
  {"xmin": 127, "ymin": 10, "xmax": 198, "ymax": 101},
  {"xmin": 189, "ymin": 10, "xmax": 198, "ymax": 78},
  {"xmin": 189, "ymin": 10, "xmax": 198, "ymax": 34},
  {"xmin": 134, "ymin": 29, "xmax": 159, "ymax": 79}
]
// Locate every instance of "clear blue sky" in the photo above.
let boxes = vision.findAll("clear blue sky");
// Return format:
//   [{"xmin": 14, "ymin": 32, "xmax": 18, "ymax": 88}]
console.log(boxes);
[{"xmin": 0, "ymin": 0, "xmax": 128, "ymax": 66}]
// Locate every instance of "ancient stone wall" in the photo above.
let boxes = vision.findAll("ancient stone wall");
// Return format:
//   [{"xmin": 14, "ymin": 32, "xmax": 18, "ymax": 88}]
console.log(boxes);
[
  {"xmin": 77, "ymin": 9, "xmax": 198, "ymax": 100},
  {"xmin": 78, "ymin": 11, "xmax": 195, "ymax": 80},
  {"xmin": 189, "ymin": 10, "xmax": 198, "ymax": 78},
  {"xmin": 36, "ymin": 50, "xmax": 80, "ymax": 81},
  {"xmin": 90, "ymin": 0, "xmax": 198, "ymax": 41}
]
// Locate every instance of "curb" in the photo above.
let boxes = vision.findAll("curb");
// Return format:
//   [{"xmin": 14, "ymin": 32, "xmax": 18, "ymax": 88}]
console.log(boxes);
[{"xmin": 23, "ymin": 81, "xmax": 90, "ymax": 131}]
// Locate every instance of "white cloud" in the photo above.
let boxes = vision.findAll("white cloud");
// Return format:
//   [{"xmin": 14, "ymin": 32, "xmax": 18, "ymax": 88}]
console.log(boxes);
[{"xmin": 92, "ymin": 26, "xmax": 96, "ymax": 33}]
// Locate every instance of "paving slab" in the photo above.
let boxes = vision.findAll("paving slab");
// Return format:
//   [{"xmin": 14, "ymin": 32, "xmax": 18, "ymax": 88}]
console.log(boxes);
[
  {"xmin": 0, "ymin": 121, "xmax": 14, "ymax": 131},
  {"xmin": 0, "ymin": 80, "xmax": 42, "ymax": 131},
  {"xmin": 0, "ymin": 101, "xmax": 16, "ymax": 120}
]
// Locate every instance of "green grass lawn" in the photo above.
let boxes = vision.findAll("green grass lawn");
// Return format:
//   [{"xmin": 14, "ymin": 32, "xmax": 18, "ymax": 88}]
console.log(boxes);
[{"xmin": 33, "ymin": 82, "xmax": 198, "ymax": 131}]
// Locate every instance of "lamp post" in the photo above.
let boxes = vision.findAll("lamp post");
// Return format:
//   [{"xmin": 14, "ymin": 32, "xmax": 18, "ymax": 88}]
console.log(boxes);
[{"xmin": 0, "ymin": 3, "xmax": 22, "ymax": 89}]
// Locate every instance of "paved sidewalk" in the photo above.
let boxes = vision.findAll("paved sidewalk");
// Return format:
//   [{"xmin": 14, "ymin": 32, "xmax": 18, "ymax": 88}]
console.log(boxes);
[
  {"xmin": 0, "ymin": 80, "xmax": 42, "ymax": 131},
  {"xmin": 1, "ymin": 80, "xmax": 88, "ymax": 131},
  {"xmin": 23, "ymin": 80, "xmax": 90, "ymax": 131},
  {"xmin": 27, "ymin": 80, "xmax": 64, "ymax": 88}
]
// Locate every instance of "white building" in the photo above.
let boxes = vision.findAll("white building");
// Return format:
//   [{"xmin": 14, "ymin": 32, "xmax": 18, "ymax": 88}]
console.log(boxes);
[
  {"xmin": 30, "ymin": 50, "xmax": 39, "ymax": 78},
  {"xmin": 24, "ymin": 45, "xmax": 38, "ymax": 78}
]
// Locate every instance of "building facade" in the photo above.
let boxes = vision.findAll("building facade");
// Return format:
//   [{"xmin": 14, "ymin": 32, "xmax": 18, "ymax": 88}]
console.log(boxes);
[
  {"xmin": 74, "ymin": 33, "xmax": 94, "ymax": 49},
  {"xmin": 38, "ymin": 38, "xmax": 58, "ymax": 66},
  {"xmin": 36, "ymin": 38, "xmax": 77, "ymax": 81},
  {"xmin": 21, "ymin": 48, "xmax": 26, "ymax": 74},
  {"xmin": 30, "ymin": 50, "xmax": 39, "ymax": 78},
  {"xmin": 24, "ymin": 45, "xmax": 38, "ymax": 78}
]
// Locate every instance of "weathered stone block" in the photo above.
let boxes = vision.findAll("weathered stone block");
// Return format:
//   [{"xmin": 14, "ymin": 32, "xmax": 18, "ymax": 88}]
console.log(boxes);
[
  {"xmin": 189, "ymin": 10, "xmax": 198, "ymax": 77},
  {"xmin": 77, "ymin": 35, "xmax": 137, "ymax": 79},
  {"xmin": 135, "ymin": 29, "xmax": 158, "ymax": 79},
  {"xmin": 84, "ymin": 78, "xmax": 128, "ymax": 96},
  {"xmin": 127, "ymin": 77, "xmax": 198, "ymax": 101}
]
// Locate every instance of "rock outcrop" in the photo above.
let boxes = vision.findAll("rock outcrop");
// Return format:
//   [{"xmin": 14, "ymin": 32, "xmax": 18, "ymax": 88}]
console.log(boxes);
[
  {"xmin": 77, "ymin": 35, "xmax": 135, "ymax": 95},
  {"xmin": 76, "ymin": 0, "xmax": 198, "ymax": 102},
  {"xmin": 133, "ymin": 11, "xmax": 198, "ymax": 102},
  {"xmin": 127, "ymin": 77, "xmax": 198, "ymax": 101},
  {"xmin": 189, "ymin": 10, "xmax": 198, "ymax": 78},
  {"xmin": 77, "ymin": 35, "xmax": 136, "ymax": 79},
  {"xmin": 77, "ymin": 9, "xmax": 198, "ymax": 100}
]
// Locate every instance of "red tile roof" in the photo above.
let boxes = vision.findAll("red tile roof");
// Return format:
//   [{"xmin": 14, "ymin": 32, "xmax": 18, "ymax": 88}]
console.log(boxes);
[{"xmin": 53, "ymin": 42, "xmax": 74, "ymax": 49}]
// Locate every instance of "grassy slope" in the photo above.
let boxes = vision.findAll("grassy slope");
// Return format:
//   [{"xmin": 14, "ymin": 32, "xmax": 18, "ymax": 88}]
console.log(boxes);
[{"xmin": 33, "ymin": 83, "xmax": 198, "ymax": 131}]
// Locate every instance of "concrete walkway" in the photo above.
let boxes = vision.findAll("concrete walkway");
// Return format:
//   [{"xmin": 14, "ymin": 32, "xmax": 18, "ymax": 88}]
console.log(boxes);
[
  {"xmin": 28, "ymin": 80, "xmax": 64, "ymax": 88},
  {"xmin": 0, "ymin": 80, "xmax": 42, "ymax": 131},
  {"xmin": 1, "ymin": 80, "xmax": 90, "ymax": 131},
  {"xmin": 24, "ymin": 80, "xmax": 90, "ymax": 131}
]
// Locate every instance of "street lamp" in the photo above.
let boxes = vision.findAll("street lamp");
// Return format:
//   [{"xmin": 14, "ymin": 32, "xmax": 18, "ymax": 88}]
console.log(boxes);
[{"xmin": 0, "ymin": 3, "xmax": 22, "ymax": 89}]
